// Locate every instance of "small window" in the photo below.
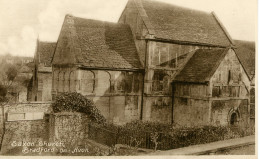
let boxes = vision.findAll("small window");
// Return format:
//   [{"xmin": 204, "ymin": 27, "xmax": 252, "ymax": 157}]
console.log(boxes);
[
  {"xmin": 250, "ymin": 88, "xmax": 255, "ymax": 102},
  {"xmin": 212, "ymin": 86, "xmax": 221, "ymax": 97},
  {"xmin": 178, "ymin": 97, "xmax": 188, "ymax": 105},
  {"xmin": 152, "ymin": 71, "xmax": 165, "ymax": 93},
  {"xmin": 250, "ymin": 104, "xmax": 255, "ymax": 119},
  {"xmin": 183, "ymin": 85, "xmax": 189, "ymax": 96},
  {"xmin": 228, "ymin": 70, "xmax": 232, "ymax": 84},
  {"xmin": 230, "ymin": 86, "xmax": 240, "ymax": 97},
  {"xmin": 222, "ymin": 86, "xmax": 230, "ymax": 97},
  {"xmin": 230, "ymin": 113, "xmax": 239, "ymax": 126}
]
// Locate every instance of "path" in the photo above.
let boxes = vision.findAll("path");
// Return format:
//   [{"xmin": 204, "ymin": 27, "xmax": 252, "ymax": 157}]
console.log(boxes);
[{"xmin": 146, "ymin": 135, "xmax": 255, "ymax": 155}]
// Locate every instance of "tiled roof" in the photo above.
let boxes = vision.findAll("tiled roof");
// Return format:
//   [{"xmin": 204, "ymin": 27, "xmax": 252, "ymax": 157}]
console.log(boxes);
[
  {"xmin": 53, "ymin": 15, "xmax": 142, "ymax": 69},
  {"xmin": 37, "ymin": 41, "xmax": 56, "ymax": 67},
  {"xmin": 234, "ymin": 40, "xmax": 255, "ymax": 80},
  {"xmin": 137, "ymin": 0, "xmax": 232, "ymax": 46},
  {"xmin": 174, "ymin": 49, "xmax": 228, "ymax": 83}
]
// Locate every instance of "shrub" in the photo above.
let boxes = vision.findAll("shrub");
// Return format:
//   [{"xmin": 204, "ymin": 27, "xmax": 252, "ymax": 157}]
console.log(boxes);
[
  {"xmin": 52, "ymin": 92, "xmax": 106, "ymax": 123},
  {"xmin": 91, "ymin": 120, "xmax": 252, "ymax": 150}
]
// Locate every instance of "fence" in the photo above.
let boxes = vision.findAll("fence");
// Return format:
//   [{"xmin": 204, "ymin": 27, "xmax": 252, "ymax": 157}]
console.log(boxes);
[
  {"xmin": 88, "ymin": 124, "xmax": 117, "ymax": 147},
  {"xmin": 88, "ymin": 124, "xmax": 175, "ymax": 150}
]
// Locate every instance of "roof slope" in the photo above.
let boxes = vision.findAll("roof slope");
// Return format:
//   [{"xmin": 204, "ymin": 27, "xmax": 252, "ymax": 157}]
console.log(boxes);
[
  {"xmin": 37, "ymin": 41, "xmax": 56, "ymax": 67},
  {"xmin": 135, "ymin": 0, "xmax": 231, "ymax": 46},
  {"xmin": 174, "ymin": 49, "xmax": 228, "ymax": 83},
  {"xmin": 234, "ymin": 40, "xmax": 255, "ymax": 79},
  {"xmin": 53, "ymin": 15, "xmax": 142, "ymax": 69}
]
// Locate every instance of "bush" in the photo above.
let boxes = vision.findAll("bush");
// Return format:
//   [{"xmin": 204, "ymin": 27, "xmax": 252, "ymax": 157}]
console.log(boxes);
[
  {"xmin": 90, "ymin": 120, "xmax": 252, "ymax": 150},
  {"xmin": 52, "ymin": 92, "xmax": 106, "ymax": 123}
]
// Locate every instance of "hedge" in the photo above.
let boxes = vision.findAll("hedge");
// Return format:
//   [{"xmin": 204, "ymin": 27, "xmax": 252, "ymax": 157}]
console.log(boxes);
[{"xmin": 52, "ymin": 92, "xmax": 106, "ymax": 123}]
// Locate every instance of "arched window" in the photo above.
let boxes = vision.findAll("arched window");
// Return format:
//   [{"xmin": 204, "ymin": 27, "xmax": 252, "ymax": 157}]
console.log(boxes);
[
  {"xmin": 230, "ymin": 113, "xmax": 237, "ymax": 125},
  {"xmin": 116, "ymin": 72, "xmax": 125, "ymax": 93},
  {"xmin": 95, "ymin": 71, "xmax": 110, "ymax": 95},
  {"xmin": 133, "ymin": 73, "xmax": 140, "ymax": 93},
  {"xmin": 228, "ymin": 70, "xmax": 232, "ymax": 84},
  {"xmin": 69, "ymin": 71, "xmax": 76, "ymax": 92},
  {"xmin": 64, "ymin": 71, "xmax": 70, "ymax": 92},
  {"xmin": 229, "ymin": 110, "xmax": 240, "ymax": 126},
  {"xmin": 125, "ymin": 72, "xmax": 133, "ymax": 93},
  {"xmin": 81, "ymin": 70, "xmax": 95, "ymax": 94},
  {"xmin": 163, "ymin": 75, "xmax": 170, "ymax": 94},
  {"xmin": 53, "ymin": 70, "xmax": 59, "ymax": 92},
  {"xmin": 75, "ymin": 69, "xmax": 81, "ymax": 92},
  {"xmin": 58, "ymin": 71, "xmax": 65, "ymax": 93}
]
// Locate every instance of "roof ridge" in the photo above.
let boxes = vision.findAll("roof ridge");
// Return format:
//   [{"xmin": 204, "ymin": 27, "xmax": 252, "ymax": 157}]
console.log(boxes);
[
  {"xmin": 211, "ymin": 12, "xmax": 234, "ymax": 45},
  {"xmin": 38, "ymin": 41, "xmax": 56, "ymax": 44},
  {"xmin": 71, "ymin": 14, "xmax": 125, "ymax": 26},
  {"xmin": 133, "ymin": 0, "xmax": 155, "ymax": 35},
  {"xmin": 234, "ymin": 39, "xmax": 255, "ymax": 43},
  {"xmin": 141, "ymin": 0, "xmax": 212, "ymax": 15}
]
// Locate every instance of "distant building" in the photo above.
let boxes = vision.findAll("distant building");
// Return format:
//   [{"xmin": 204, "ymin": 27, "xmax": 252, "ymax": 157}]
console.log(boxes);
[{"xmin": 28, "ymin": 40, "xmax": 56, "ymax": 102}]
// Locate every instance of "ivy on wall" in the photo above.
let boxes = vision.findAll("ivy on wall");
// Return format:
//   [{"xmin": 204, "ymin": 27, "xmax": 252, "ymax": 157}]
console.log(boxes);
[{"xmin": 52, "ymin": 92, "xmax": 106, "ymax": 123}]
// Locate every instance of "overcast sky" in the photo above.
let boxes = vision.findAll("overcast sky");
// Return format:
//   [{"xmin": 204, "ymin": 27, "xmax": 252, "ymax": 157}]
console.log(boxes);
[{"xmin": 0, "ymin": 0, "xmax": 257, "ymax": 57}]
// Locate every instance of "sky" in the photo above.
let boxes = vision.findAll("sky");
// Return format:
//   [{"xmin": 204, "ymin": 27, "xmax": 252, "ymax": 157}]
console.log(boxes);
[{"xmin": 0, "ymin": 0, "xmax": 257, "ymax": 57}]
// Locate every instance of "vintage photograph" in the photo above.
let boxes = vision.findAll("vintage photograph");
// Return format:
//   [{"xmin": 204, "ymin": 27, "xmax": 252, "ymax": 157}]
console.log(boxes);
[{"xmin": 0, "ymin": 0, "xmax": 256, "ymax": 157}]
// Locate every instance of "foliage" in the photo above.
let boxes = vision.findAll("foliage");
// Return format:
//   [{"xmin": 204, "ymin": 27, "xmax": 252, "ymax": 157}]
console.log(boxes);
[
  {"xmin": 150, "ymin": 132, "xmax": 159, "ymax": 151},
  {"xmin": 52, "ymin": 92, "xmax": 106, "ymax": 123},
  {"xmin": 0, "ymin": 59, "xmax": 30, "ymax": 103},
  {"xmin": 118, "ymin": 120, "xmax": 173, "ymax": 134},
  {"xmin": 5, "ymin": 64, "xmax": 18, "ymax": 82},
  {"xmin": 0, "ymin": 84, "xmax": 7, "ymax": 97},
  {"xmin": 0, "ymin": 84, "xmax": 8, "ymax": 104},
  {"xmin": 89, "ymin": 120, "xmax": 254, "ymax": 151}
]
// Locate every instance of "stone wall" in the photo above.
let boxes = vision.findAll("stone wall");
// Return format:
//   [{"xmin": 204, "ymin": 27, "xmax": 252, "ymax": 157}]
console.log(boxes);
[
  {"xmin": 143, "ymin": 96, "xmax": 172, "ymax": 123},
  {"xmin": 0, "ymin": 108, "xmax": 111, "ymax": 155},
  {"xmin": 211, "ymin": 99, "xmax": 250, "ymax": 128},
  {"xmin": 0, "ymin": 117, "xmax": 49, "ymax": 154},
  {"xmin": 172, "ymin": 49, "xmax": 251, "ymax": 128},
  {"xmin": 49, "ymin": 112, "xmax": 89, "ymax": 148},
  {"xmin": 52, "ymin": 67, "xmax": 143, "ymax": 125},
  {"xmin": 173, "ymin": 98, "xmax": 211, "ymax": 127},
  {"xmin": 0, "ymin": 102, "xmax": 52, "ymax": 149}
]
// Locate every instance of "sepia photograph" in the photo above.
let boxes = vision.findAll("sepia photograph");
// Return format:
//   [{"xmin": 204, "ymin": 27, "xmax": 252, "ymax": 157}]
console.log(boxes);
[{"xmin": 0, "ymin": 0, "xmax": 257, "ymax": 157}]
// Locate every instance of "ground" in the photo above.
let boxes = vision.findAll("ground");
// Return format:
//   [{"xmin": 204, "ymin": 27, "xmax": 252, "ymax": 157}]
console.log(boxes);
[{"xmin": 215, "ymin": 144, "xmax": 255, "ymax": 155}]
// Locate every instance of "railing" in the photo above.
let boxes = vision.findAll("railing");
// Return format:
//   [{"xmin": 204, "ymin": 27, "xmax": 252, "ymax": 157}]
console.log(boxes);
[
  {"xmin": 88, "ymin": 124, "xmax": 117, "ymax": 147},
  {"xmin": 88, "ymin": 124, "xmax": 175, "ymax": 150}
]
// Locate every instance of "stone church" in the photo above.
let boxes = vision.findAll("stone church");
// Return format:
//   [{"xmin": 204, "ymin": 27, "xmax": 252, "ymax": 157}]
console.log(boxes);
[{"xmin": 30, "ymin": 0, "xmax": 254, "ymax": 127}]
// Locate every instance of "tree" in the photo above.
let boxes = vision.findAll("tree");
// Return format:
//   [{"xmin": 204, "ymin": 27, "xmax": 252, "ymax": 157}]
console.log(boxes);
[
  {"xmin": 0, "ymin": 84, "xmax": 8, "ymax": 103},
  {"xmin": 0, "ymin": 63, "xmax": 18, "ymax": 87}
]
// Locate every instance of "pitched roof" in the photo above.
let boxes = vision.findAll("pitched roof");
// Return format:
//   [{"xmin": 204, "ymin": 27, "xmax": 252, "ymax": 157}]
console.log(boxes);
[
  {"xmin": 234, "ymin": 40, "xmax": 255, "ymax": 80},
  {"xmin": 53, "ymin": 15, "xmax": 142, "ymax": 69},
  {"xmin": 133, "ymin": 0, "xmax": 232, "ymax": 46},
  {"xmin": 37, "ymin": 41, "xmax": 56, "ymax": 67},
  {"xmin": 174, "ymin": 48, "xmax": 228, "ymax": 83}
]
